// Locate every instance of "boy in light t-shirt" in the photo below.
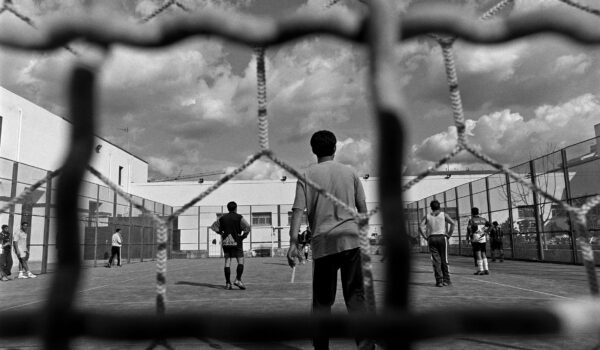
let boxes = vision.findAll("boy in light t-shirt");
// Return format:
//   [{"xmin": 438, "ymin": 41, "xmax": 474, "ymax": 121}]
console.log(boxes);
[{"xmin": 13, "ymin": 222, "xmax": 36, "ymax": 279}]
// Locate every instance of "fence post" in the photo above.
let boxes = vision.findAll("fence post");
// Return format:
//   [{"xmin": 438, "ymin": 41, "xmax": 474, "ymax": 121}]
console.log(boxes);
[
  {"xmin": 7, "ymin": 162, "xmax": 18, "ymax": 251},
  {"xmin": 93, "ymin": 184, "xmax": 99, "ymax": 267},
  {"xmin": 249, "ymin": 205, "xmax": 253, "ymax": 252},
  {"xmin": 485, "ymin": 177, "xmax": 492, "ymax": 223},
  {"xmin": 530, "ymin": 160, "xmax": 544, "ymax": 261},
  {"xmin": 505, "ymin": 172, "xmax": 515, "ymax": 259},
  {"xmin": 140, "ymin": 199, "xmax": 145, "ymax": 263},
  {"xmin": 41, "ymin": 170, "xmax": 52, "ymax": 274},
  {"xmin": 277, "ymin": 204, "xmax": 281, "ymax": 248},
  {"xmin": 197, "ymin": 206, "xmax": 201, "ymax": 251},
  {"xmin": 455, "ymin": 187, "xmax": 461, "ymax": 256},
  {"xmin": 561, "ymin": 148, "xmax": 577, "ymax": 263},
  {"xmin": 127, "ymin": 197, "xmax": 132, "ymax": 264}
]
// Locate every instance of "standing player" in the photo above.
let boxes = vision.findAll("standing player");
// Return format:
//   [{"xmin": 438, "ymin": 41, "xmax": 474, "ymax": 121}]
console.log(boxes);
[
  {"xmin": 0, "ymin": 224, "xmax": 13, "ymax": 281},
  {"xmin": 106, "ymin": 228, "xmax": 123, "ymax": 268},
  {"xmin": 210, "ymin": 201, "xmax": 251, "ymax": 290},
  {"xmin": 287, "ymin": 130, "xmax": 374, "ymax": 350},
  {"xmin": 13, "ymin": 222, "xmax": 37, "ymax": 278},
  {"xmin": 13, "ymin": 222, "xmax": 36, "ymax": 279},
  {"xmin": 489, "ymin": 221, "xmax": 504, "ymax": 262},
  {"xmin": 466, "ymin": 207, "xmax": 490, "ymax": 275},
  {"xmin": 419, "ymin": 200, "xmax": 455, "ymax": 287},
  {"xmin": 299, "ymin": 227, "xmax": 312, "ymax": 264}
]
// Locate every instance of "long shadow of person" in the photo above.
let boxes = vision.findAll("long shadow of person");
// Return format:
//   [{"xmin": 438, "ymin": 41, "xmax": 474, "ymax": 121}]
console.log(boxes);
[{"xmin": 175, "ymin": 281, "xmax": 226, "ymax": 289}]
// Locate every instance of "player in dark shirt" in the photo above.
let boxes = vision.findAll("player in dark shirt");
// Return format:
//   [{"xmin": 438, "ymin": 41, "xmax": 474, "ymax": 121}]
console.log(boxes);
[{"xmin": 489, "ymin": 221, "xmax": 504, "ymax": 262}]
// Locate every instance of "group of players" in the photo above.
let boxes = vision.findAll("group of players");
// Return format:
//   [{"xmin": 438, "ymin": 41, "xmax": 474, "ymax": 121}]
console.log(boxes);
[
  {"xmin": 209, "ymin": 129, "xmax": 504, "ymax": 348},
  {"xmin": 210, "ymin": 130, "xmax": 375, "ymax": 349},
  {"xmin": 419, "ymin": 201, "xmax": 505, "ymax": 287}
]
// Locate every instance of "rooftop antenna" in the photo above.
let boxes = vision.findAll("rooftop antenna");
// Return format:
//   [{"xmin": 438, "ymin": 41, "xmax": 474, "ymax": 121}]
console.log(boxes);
[{"xmin": 118, "ymin": 127, "xmax": 129, "ymax": 152}]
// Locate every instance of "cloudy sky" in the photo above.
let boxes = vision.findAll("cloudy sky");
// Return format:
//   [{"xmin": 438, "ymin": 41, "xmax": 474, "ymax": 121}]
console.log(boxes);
[{"xmin": 1, "ymin": 0, "xmax": 599, "ymax": 180}]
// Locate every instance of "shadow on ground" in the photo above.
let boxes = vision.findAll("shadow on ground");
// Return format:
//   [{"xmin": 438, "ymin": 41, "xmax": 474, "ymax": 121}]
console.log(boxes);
[{"xmin": 175, "ymin": 281, "xmax": 225, "ymax": 289}]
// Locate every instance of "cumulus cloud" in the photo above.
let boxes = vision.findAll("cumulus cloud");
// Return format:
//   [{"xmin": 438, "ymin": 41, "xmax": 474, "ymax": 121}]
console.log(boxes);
[
  {"xmin": 224, "ymin": 158, "xmax": 287, "ymax": 181},
  {"xmin": 456, "ymin": 42, "xmax": 528, "ymax": 81},
  {"xmin": 335, "ymin": 137, "xmax": 373, "ymax": 176},
  {"xmin": 552, "ymin": 54, "xmax": 591, "ymax": 76},
  {"xmin": 2, "ymin": 0, "xmax": 600, "ymax": 181},
  {"xmin": 408, "ymin": 93, "xmax": 600, "ymax": 172},
  {"xmin": 148, "ymin": 156, "xmax": 179, "ymax": 176}
]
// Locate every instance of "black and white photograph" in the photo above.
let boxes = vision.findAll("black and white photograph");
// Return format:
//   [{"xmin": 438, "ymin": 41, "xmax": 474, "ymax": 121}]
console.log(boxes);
[{"xmin": 0, "ymin": 0, "xmax": 599, "ymax": 349}]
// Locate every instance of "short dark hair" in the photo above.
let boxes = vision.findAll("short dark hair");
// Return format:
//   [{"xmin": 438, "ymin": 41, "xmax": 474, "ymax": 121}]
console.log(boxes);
[
  {"xmin": 116, "ymin": 228, "xmax": 121, "ymax": 232},
  {"xmin": 227, "ymin": 201, "xmax": 237, "ymax": 212},
  {"xmin": 430, "ymin": 200, "xmax": 440, "ymax": 211},
  {"xmin": 492, "ymin": 221, "xmax": 498, "ymax": 226},
  {"xmin": 471, "ymin": 207, "xmax": 479, "ymax": 215},
  {"xmin": 310, "ymin": 130, "xmax": 336, "ymax": 158},
  {"xmin": 1, "ymin": 225, "xmax": 8, "ymax": 229}
]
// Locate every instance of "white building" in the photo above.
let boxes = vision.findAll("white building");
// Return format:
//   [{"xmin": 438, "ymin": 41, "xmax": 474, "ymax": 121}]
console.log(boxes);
[
  {"xmin": 130, "ymin": 174, "xmax": 485, "ymax": 256},
  {"xmin": 0, "ymin": 86, "xmax": 147, "ymax": 190}
]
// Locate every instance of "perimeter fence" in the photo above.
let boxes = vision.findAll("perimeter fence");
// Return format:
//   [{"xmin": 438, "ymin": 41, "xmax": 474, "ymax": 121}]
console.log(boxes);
[
  {"xmin": 0, "ymin": 0, "xmax": 599, "ymax": 349},
  {"xmin": 0, "ymin": 157, "xmax": 175, "ymax": 273},
  {"xmin": 407, "ymin": 136, "xmax": 600, "ymax": 265}
]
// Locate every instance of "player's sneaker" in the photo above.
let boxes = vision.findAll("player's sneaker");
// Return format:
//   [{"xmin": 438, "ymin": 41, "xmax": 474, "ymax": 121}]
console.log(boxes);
[
  {"xmin": 483, "ymin": 270, "xmax": 489, "ymax": 275},
  {"xmin": 27, "ymin": 272, "xmax": 37, "ymax": 278},
  {"xmin": 225, "ymin": 282, "xmax": 232, "ymax": 290},
  {"xmin": 435, "ymin": 282, "xmax": 443, "ymax": 287},
  {"xmin": 442, "ymin": 281, "xmax": 452, "ymax": 286},
  {"xmin": 0, "ymin": 276, "xmax": 9, "ymax": 281},
  {"xmin": 234, "ymin": 280, "xmax": 246, "ymax": 290},
  {"xmin": 473, "ymin": 271, "xmax": 484, "ymax": 275},
  {"xmin": 17, "ymin": 272, "xmax": 28, "ymax": 279}
]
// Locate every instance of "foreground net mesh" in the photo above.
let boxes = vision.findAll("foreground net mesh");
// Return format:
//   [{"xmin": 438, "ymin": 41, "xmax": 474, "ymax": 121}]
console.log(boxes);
[{"xmin": 0, "ymin": 0, "xmax": 599, "ymax": 349}]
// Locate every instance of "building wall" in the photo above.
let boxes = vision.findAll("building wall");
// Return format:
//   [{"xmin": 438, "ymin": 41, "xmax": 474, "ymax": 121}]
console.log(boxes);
[
  {"xmin": 130, "ymin": 174, "xmax": 485, "ymax": 254},
  {"xmin": 0, "ymin": 86, "xmax": 148, "ymax": 190},
  {"xmin": 130, "ymin": 175, "xmax": 485, "ymax": 207}
]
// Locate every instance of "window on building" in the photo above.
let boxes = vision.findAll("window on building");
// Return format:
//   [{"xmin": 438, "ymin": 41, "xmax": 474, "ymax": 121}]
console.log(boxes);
[
  {"xmin": 287, "ymin": 211, "xmax": 308, "ymax": 226},
  {"xmin": 118, "ymin": 166, "xmax": 124, "ymax": 186},
  {"xmin": 517, "ymin": 206, "xmax": 535, "ymax": 219},
  {"xmin": 252, "ymin": 212, "xmax": 272, "ymax": 226}
]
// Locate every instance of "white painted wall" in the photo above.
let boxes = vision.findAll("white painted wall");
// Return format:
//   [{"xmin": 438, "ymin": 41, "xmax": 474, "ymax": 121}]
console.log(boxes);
[
  {"xmin": 130, "ymin": 174, "xmax": 486, "ymax": 252},
  {"xmin": 130, "ymin": 175, "xmax": 487, "ymax": 208},
  {"xmin": 0, "ymin": 86, "xmax": 148, "ymax": 188}
]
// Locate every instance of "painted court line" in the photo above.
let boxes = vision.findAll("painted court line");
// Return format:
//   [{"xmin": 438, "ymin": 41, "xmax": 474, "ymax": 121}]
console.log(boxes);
[
  {"xmin": 460, "ymin": 276, "xmax": 570, "ymax": 299},
  {"xmin": 413, "ymin": 265, "xmax": 571, "ymax": 300},
  {"xmin": 79, "ymin": 296, "xmax": 313, "ymax": 306}
]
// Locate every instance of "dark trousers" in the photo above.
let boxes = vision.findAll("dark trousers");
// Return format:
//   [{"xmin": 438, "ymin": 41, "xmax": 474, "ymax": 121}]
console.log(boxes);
[
  {"xmin": 471, "ymin": 242, "xmax": 478, "ymax": 266},
  {"xmin": 0, "ymin": 247, "xmax": 12, "ymax": 277},
  {"xmin": 312, "ymin": 248, "xmax": 373, "ymax": 350},
  {"xmin": 108, "ymin": 246, "xmax": 121, "ymax": 266},
  {"xmin": 428, "ymin": 235, "xmax": 450, "ymax": 283}
]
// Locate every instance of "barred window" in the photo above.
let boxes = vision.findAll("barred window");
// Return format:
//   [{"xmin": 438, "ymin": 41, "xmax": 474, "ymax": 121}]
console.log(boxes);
[{"xmin": 252, "ymin": 212, "xmax": 272, "ymax": 226}]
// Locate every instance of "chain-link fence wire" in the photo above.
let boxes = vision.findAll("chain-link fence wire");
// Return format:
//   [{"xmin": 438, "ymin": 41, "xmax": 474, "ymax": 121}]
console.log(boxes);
[{"xmin": 0, "ymin": 0, "xmax": 600, "ymax": 349}]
